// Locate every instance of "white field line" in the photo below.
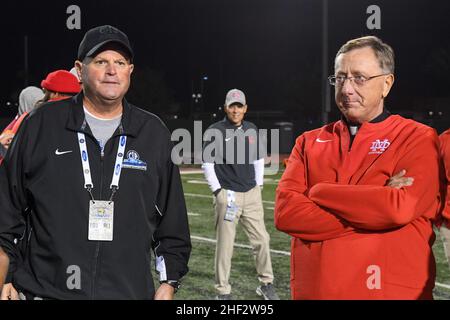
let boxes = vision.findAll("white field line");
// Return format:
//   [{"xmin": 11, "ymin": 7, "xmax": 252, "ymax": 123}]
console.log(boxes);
[
  {"xmin": 186, "ymin": 179, "xmax": 279, "ymax": 185},
  {"xmin": 187, "ymin": 180, "xmax": 209, "ymax": 184},
  {"xmin": 180, "ymin": 170, "xmax": 204, "ymax": 175},
  {"xmin": 436, "ymin": 282, "xmax": 450, "ymax": 290},
  {"xmin": 189, "ymin": 208, "xmax": 274, "ymax": 214},
  {"xmin": 187, "ymin": 212, "xmax": 200, "ymax": 216},
  {"xmin": 191, "ymin": 235, "xmax": 290, "ymax": 256},
  {"xmin": 185, "ymin": 178, "xmax": 280, "ymax": 184},
  {"xmin": 180, "ymin": 169, "xmax": 285, "ymax": 176},
  {"xmin": 185, "ymin": 192, "xmax": 275, "ymax": 205}
]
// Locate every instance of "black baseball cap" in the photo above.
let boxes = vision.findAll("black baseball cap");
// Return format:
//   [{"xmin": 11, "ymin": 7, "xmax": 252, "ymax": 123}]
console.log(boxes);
[{"xmin": 77, "ymin": 25, "xmax": 134, "ymax": 61}]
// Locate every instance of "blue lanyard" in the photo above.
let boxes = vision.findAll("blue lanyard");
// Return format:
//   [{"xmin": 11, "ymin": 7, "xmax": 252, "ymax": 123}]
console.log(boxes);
[{"xmin": 77, "ymin": 132, "xmax": 127, "ymax": 201}]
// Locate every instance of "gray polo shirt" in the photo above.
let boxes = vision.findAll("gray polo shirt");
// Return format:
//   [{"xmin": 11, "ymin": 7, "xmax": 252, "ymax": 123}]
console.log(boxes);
[
  {"xmin": 203, "ymin": 118, "xmax": 265, "ymax": 193},
  {"xmin": 84, "ymin": 107, "xmax": 122, "ymax": 155}
]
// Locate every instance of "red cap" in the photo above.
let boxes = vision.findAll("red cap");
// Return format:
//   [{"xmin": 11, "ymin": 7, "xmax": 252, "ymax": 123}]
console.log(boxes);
[{"xmin": 41, "ymin": 70, "xmax": 81, "ymax": 94}]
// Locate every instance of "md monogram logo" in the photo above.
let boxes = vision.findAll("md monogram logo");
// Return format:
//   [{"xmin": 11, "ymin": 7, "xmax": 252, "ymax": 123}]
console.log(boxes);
[{"xmin": 369, "ymin": 139, "xmax": 391, "ymax": 155}]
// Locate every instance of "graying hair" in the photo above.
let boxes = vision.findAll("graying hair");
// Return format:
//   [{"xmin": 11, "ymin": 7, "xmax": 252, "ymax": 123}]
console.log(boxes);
[{"xmin": 335, "ymin": 36, "xmax": 395, "ymax": 74}]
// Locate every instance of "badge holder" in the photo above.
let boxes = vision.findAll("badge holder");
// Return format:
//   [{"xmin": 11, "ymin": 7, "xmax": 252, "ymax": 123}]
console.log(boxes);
[{"xmin": 224, "ymin": 190, "xmax": 238, "ymax": 222}]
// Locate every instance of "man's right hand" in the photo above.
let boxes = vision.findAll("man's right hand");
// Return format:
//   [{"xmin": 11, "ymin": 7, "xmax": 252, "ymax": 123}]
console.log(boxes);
[
  {"xmin": 1, "ymin": 283, "xmax": 19, "ymax": 300},
  {"xmin": 386, "ymin": 169, "xmax": 414, "ymax": 189}
]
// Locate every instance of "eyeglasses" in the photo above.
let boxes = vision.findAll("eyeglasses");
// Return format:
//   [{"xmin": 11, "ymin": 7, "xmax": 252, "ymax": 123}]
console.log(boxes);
[{"xmin": 328, "ymin": 74, "xmax": 389, "ymax": 87}]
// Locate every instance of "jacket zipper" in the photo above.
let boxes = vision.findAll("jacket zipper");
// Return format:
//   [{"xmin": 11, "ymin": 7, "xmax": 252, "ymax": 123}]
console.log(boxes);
[
  {"xmin": 89, "ymin": 128, "xmax": 124, "ymax": 299},
  {"xmin": 91, "ymin": 141, "xmax": 104, "ymax": 299}
]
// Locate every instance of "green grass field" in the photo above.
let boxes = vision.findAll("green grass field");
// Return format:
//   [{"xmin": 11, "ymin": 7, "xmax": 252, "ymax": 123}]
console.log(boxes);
[{"xmin": 170, "ymin": 170, "xmax": 450, "ymax": 300}]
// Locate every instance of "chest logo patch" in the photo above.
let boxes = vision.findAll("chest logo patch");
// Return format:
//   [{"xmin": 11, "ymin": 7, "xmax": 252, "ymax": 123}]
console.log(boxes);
[
  {"xmin": 369, "ymin": 139, "xmax": 390, "ymax": 155},
  {"xmin": 122, "ymin": 150, "xmax": 148, "ymax": 171}
]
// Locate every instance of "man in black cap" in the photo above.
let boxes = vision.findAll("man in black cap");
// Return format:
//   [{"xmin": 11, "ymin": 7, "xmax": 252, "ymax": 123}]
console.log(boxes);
[{"xmin": 0, "ymin": 25, "xmax": 191, "ymax": 300}]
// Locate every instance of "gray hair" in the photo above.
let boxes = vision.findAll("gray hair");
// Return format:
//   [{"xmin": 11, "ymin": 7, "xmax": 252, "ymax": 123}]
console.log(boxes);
[
  {"xmin": 18, "ymin": 86, "xmax": 44, "ymax": 115},
  {"xmin": 335, "ymin": 36, "xmax": 395, "ymax": 74}
]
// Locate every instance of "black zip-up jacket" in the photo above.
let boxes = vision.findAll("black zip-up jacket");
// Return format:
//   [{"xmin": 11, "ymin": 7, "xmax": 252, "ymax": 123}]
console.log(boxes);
[{"xmin": 0, "ymin": 93, "xmax": 191, "ymax": 299}]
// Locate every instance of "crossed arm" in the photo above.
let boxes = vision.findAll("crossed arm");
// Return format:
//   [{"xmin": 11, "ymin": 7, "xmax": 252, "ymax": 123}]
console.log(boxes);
[
  {"xmin": 275, "ymin": 136, "xmax": 356, "ymax": 241},
  {"xmin": 308, "ymin": 131, "xmax": 440, "ymax": 230},
  {"xmin": 275, "ymin": 130, "xmax": 440, "ymax": 240}
]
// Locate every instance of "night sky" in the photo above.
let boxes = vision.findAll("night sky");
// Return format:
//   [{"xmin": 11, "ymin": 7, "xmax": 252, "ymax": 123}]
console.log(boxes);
[{"xmin": 1, "ymin": 0, "xmax": 450, "ymax": 131}]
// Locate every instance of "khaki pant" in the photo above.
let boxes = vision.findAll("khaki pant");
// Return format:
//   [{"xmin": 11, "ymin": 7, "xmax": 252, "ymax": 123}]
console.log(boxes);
[{"xmin": 213, "ymin": 186, "xmax": 274, "ymax": 295}]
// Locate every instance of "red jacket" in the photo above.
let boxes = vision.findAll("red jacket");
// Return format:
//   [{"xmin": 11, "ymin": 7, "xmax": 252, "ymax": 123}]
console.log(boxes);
[
  {"xmin": 439, "ymin": 129, "xmax": 450, "ymax": 223},
  {"xmin": 275, "ymin": 115, "xmax": 441, "ymax": 299},
  {"xmin": 0, "ymin": 112, "xmax": 28, "ymax": 165}
]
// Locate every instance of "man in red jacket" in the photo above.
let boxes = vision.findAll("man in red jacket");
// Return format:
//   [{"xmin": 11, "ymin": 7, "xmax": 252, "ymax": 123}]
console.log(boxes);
[
  {"xmin": 439, "ymin": 129, "xmax": 450, "ymax": 266},
  {"xmin": 275, "ymin": 36, "xmax": 441, "ymax": 299},
  {"xmin": 440, "ymin": 130, "xmax": 450, "ymax": 218}
]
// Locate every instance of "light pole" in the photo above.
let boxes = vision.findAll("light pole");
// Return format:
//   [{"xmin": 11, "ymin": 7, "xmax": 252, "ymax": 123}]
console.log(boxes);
[
  {"xmin": 190, "ymin": 79, "xmax": 202, "ymax": 119},
  {"xmin": 24, "ymin": 35, "xmax": 29, "ymax": 87},
  {"xmin": 192, "ymin": 93, "xmax": 202, "ymax": 104},
  {"xmin": 200, "ymin": 76, "xmax": 208, "ymax": 112},
  {"xmin": 321, "ymin": 0, "xmax": 331, "ymax": 125},
  {"xmin": 191, "ymin": 76, "xmax": 208, "ymax": 116}
]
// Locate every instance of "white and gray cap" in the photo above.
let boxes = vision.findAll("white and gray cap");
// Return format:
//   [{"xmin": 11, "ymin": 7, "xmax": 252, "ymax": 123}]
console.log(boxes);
[{"xmin": 225, "ymin": 89, "xmax": 246, "ymax": 107}]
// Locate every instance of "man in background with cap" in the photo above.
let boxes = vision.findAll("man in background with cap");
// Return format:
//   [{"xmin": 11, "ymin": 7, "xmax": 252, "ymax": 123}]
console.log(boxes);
[
  {"xmin": 0, "ymin": 25, "xmax": 190, "ymax": 300},
  {"xmin": 201, "ymin": 89, "xmax": 279, "ymax": 300}
]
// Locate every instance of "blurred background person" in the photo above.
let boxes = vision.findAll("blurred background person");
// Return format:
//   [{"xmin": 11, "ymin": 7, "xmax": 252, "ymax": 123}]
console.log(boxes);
[
  {"xmin": 0, "ymin": 86, "xmax": 44, "ymax": 161},
  {"xmin": 202, "ymin": 88, "xmax": 279, "ymax": 300},
  {"xmin": 0, "ymin": 69, "xmax": 80, "ymax": 162},
  {"xmin": 37, "ymin": 69, "xmax": 81, "ymax": 104}
]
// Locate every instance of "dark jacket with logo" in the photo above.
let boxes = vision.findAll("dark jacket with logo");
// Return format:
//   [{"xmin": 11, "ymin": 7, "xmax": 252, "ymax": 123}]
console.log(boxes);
[{"xmin": 0, "ymin": 93, "xmax": 191, "ymax": 299}]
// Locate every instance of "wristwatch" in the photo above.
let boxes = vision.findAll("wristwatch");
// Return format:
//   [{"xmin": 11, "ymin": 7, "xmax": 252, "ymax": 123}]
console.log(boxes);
[{"xmin": 160, "ymin": 280, "xmax": 181, "ymax": 293}]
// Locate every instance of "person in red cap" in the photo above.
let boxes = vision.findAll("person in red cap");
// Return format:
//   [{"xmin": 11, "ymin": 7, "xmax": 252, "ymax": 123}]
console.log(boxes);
[{"xmin": 38, "ymin": 69, "xmax": 81, "ymax": 104}]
